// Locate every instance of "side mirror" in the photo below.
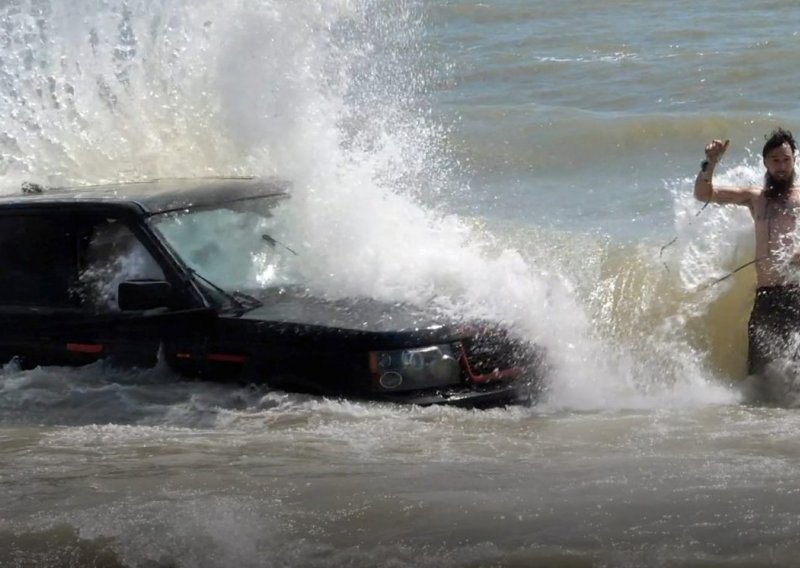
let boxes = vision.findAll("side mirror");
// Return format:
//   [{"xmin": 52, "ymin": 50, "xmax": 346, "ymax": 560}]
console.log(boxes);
[{"xmin": 118, "ymin": 280, "xmax": 173, "ymax": 311}]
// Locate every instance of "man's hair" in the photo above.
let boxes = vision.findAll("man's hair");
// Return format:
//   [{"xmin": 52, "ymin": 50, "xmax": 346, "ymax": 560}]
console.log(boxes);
[{"xmin": 762, "ymin": 127, "xmax": 797, "ymax": 157}]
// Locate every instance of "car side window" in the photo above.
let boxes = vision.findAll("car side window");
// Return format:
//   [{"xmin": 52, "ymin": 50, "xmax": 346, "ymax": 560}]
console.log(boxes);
[
  {"xmin": 78, "ymin": 219, "xmax": 165, "ymax": 312},
  {"xmin": 0, "ymin": 215, "xmax": 84, "ymax": 308}
]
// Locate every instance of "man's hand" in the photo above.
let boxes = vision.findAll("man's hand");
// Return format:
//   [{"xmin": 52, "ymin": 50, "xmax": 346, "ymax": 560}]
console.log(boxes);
[{"xmin": 705, "ymin": 139, "xmax": 730, "ymax": 165}]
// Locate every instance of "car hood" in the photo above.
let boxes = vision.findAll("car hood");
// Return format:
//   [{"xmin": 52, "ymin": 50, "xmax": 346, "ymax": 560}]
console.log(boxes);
[{"xmin": 238, "ymin": 289, "xmax": 463, "ymax": 336}]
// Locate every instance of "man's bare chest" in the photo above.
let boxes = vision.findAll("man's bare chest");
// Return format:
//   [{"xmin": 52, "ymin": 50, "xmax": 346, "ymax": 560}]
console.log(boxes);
[{"xmin": 754, "ymin": 192, "xmax": 800, "ymax": 222}]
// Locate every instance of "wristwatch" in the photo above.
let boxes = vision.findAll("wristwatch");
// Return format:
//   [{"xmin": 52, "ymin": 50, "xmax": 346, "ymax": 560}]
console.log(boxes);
[{"xmin": 700, "ymin": 159, "xmax": 712, "ymax": 181}]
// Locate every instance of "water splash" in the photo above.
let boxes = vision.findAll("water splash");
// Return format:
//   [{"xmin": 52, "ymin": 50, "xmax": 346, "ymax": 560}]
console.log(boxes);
[{"xmin": 567, "ymin": 156, "xmax": 767, "ymax": 407}]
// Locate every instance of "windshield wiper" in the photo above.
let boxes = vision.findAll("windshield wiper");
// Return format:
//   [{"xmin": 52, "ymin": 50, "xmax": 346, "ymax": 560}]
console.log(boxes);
[
  {"xmin": 188, "ymin": 269, "xmax": 261, "ymax": 314},
  {"xmin": 262, "ymin": 233, "xmax": 298, "ymax": 255},
  {"xmin": 230, "ymin": 290, "xmax": 263, "ymax": 310}
]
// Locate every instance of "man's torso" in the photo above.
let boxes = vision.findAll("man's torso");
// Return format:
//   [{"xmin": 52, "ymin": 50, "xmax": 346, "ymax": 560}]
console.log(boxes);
[{"xmin": 751, "ymin": 188, "xmax": 800, "ymax": 287}]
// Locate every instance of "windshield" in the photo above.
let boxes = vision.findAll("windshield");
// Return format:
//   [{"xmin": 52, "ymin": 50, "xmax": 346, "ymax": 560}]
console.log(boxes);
[{"xmin": 149, "ymin": 196, "xmax": 298, "ymax": 295}]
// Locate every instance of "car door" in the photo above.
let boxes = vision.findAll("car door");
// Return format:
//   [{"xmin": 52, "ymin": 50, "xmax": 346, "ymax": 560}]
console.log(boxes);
[
  {"xmin": 0, "ymin": 212, "xmax": 91, "ymax": 366},
  {"xmin": 0, "ymin": 210, "xmax": 213, "ymax": 369}
]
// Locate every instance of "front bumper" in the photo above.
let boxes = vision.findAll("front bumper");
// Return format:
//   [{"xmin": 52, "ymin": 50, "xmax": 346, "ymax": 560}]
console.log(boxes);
[{"xmin": 375, "ymin": 379, "xmax": 537, "ymax": 409}]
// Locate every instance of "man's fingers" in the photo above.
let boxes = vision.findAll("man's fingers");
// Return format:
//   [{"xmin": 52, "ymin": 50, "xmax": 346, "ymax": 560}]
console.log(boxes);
[{"xmin": 704, "ymin": 139, "xmax": 730, "ymax": 161}]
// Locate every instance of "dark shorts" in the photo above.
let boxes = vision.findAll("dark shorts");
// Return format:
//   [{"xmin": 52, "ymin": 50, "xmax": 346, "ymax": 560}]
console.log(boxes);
[{"xmin": 748, "ymin": 285, "xmax": 800, "ymax": 376}]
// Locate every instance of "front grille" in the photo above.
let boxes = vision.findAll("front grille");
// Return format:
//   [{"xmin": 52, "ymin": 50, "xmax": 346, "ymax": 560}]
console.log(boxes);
[{"xmin": 460, "ymin": 327, "xmax": 538, "ymax": 378}]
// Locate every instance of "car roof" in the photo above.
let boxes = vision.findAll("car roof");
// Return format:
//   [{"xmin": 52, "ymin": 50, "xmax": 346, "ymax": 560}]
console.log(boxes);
[{"xmin": 0, "ymin": 177, "xmax": 290, "ymax": 215}]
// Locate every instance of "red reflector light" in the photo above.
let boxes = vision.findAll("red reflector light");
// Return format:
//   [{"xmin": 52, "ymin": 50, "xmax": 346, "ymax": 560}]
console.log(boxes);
[{"xmin": 207, "ymin": 353, "xmax": 248, "ymax": 363}]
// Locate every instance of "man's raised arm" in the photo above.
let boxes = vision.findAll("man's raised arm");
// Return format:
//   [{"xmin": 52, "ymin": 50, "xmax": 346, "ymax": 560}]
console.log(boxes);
[{"xmin": 694, "ymin": 138, "xmax": 757, "ymax": 205}]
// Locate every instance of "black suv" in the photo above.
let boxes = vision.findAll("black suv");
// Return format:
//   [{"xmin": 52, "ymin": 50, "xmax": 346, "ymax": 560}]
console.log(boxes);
[{"xmin": 0, "ymin": 178, "xmax": 543, "ymax": 408}]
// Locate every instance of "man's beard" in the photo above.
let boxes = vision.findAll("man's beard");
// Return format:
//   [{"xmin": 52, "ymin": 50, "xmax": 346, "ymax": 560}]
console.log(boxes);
[{"xmin": 764, "ymin": 170, "xmax": 796, "ymax": 201}]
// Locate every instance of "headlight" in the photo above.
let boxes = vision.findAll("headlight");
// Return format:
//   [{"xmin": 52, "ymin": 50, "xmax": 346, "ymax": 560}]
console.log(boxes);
[{"xmin": 369, "ymin": 344, "xmax": 461, "ymax": 391}]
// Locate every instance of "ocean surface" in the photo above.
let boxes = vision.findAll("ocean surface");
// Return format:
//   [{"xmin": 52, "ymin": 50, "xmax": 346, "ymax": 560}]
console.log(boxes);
[{"xmin": 2, "ymin": 1, "xmax": 800, "ymax": 566}]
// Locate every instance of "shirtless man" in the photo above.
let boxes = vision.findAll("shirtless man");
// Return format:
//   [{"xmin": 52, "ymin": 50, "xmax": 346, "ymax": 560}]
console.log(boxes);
[{"xmin": 694, "ymin": 128, "xmax": 800, "ymax": 382}]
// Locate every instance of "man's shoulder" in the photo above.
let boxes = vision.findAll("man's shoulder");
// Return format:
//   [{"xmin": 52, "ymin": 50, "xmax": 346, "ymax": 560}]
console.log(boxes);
[{"xmin": 747, "ymin": 187, "xmax": 767, "ymax": 206}]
